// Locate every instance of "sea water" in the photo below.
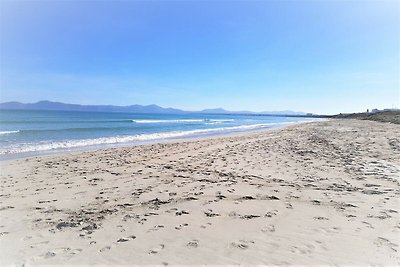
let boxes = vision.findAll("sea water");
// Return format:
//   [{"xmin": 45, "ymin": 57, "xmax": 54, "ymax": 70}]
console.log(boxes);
[{"xmin": 0, "ymin": 110, "xmax": 317, "ymax": 160}]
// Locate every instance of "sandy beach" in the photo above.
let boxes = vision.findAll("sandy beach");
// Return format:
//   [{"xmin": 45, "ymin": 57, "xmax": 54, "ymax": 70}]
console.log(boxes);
[{"xmin": 0, "ymin": 119, "xmax": 399, "ymax": 266}]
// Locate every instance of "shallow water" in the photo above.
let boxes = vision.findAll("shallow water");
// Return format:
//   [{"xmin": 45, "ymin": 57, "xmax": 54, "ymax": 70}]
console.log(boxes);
[{"xmin": 0, "ymin": 110, "xmax": 316, "ymax": 159}]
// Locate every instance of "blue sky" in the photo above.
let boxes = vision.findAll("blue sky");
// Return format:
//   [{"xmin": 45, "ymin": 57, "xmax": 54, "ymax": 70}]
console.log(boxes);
[{"xmin": 0, "ymin": 1, "xmax": 398, "ymax": 114}]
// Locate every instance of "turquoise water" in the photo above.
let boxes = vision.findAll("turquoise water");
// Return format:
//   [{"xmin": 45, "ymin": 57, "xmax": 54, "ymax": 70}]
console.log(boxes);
[{"xmin": 0, "ymin": 110, "xmax": 315, "ymax": 159}]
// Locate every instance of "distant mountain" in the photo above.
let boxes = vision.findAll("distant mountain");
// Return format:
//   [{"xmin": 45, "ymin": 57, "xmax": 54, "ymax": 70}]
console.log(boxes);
[
  {"xmin": 0, "ymin": 101, "xmax": 307, "ymax": 116},
  {"xmin": 0, "ymin": 100, "xmax": 186, "ymax": 114}
]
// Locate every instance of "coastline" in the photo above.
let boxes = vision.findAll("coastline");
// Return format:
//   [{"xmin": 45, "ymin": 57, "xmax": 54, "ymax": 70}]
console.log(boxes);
[
  {"xmin": 0, "ymin": 119, "xmax": 399, "ymax": 265},
  {"xmin": 0, "ymin": 119, "xmax": 319, "ymax": 161}
]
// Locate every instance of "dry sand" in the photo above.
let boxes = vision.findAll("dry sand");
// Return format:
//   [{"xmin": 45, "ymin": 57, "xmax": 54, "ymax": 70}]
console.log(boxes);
[{"xmin": 0, "ymin": 119, "xmax": 399, "ymax": 266}]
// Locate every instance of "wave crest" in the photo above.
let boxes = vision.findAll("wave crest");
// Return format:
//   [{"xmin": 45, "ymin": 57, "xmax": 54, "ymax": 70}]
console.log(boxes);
[
  {"xmin": 0, "ymin": 123, "xmax": 277, "ymax": 154},
  {"xmin": 131, "ymin": 119, "xmax": 234, "ymax": 124},
  {"xmin": 0, "ymin": 130, "xmax": 20, "ymax": 135}
]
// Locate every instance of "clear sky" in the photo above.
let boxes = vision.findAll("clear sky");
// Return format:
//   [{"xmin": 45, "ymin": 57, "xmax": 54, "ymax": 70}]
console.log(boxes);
[{"xmin": 0, "ymin": 0, "xmax": 399, "ymax": 114}]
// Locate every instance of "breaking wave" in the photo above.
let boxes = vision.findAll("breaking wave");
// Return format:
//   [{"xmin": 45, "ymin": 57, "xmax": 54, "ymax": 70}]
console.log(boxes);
[
  {"xmin": 0, "ymin": 123, "xmax": 278, "ymax": 154},
  {"xmin": 130, "ymin": 119, "xmax": 234, "ymax": 124},
  {"xmin": 0, "ymin": 130, "xmax": 20, "ymax": 135}
]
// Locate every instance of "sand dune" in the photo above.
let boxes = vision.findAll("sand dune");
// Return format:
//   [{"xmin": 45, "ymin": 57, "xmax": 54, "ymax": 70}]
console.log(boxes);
[{"xmin": 0, "ymin": 119, "xmax": 399, "ymax": 266}]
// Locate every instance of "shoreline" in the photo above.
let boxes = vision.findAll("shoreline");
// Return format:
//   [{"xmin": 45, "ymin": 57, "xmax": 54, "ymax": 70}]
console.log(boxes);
[
  {"xmin": 1, "ymin": 119, "xmax": 399, "ymax": 266},
  {"xmin": 0, "ymin": 119, "xmax": 319, "ymax": 162}
]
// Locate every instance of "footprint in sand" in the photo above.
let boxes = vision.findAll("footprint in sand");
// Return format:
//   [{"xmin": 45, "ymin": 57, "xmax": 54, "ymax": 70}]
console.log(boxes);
[
  {"xmin": 313, "ymin": 216, "xmax": 329, "ymax": 220},
  {"xmin": 204, "ymin": 210, "xmax": 220, "ymax": 217},
  {"xmin": 314, "ymin": 226, "xmax": 340, "ymax": 234},
  {"xmin": 52, "ymin": 247, "xmax": 82, "ymax": 255},
  {"xmin": 187, "ymin": 240, "xmax": 199, "ymax": 248},
  {"xmin": 175, "ymin": 210, "xmax": 190, "ymax": 216},
  {"xmin": 38, "ymin": 247, "xmax": 82, "ymax": 260},
  {"xmin": 231, "ymin": 240, "xmax": 254, "ymax": 249},
  {"xmin": 42, "ymin": 251, "xmax": 56, "ymax": 259},
  {"xmin": 290, "ymin": 244, "xmax": 315, "ymax": 255},
  {"xmin": 261, "ymin": 224, "xmax": 275, "ymax": 233},
  {"xmin": 117, "ymin": 235, "xmax": 136, "ymax": 243},
  {"xmin": 290, "ymin": 246, "xmax": 308, "ymax": 255},
  {"xmin": 361, "ymin": 221, "xmax": 374, "ymax": 229},
  {"xmin": 147, "ymin": 225, "xmax": 164, "ymax": 233},
  {"xmin": 99, "ymin": 246, "xmax": 111, "ymax": 252},
  {"xmin": 175, "ymin": 223, "xmax": 189, "ymax": 230},
  {"xmin": 149, "ymin": 244, "xmax": 165, "ymax": 254},
  {"xmin": 375, "ymin": 237, "xmax": 398, "ymax": 252}
]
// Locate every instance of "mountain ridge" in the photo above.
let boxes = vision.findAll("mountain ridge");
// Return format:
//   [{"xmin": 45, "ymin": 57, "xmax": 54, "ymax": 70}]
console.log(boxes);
[{"xmin": 0, "ymin": 100, "xmax": 307, "ymax": 115}]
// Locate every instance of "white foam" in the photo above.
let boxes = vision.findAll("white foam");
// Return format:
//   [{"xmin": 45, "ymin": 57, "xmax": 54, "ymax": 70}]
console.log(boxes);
[
  {"xmin": 204, "ymin": 119, "xmax": 235, "ymax": 124},
  {"xmin": 0, "ymin": 123, "xmax": 281, "ymax": 155},
  {"xmin": 131, "ymin": 119, "xmax": 234, "ymax": 124},
  {"xmin": 0, "ymin": 130, "xmax": 20, "ymax": 135},
  {"xmin": 131, "ymin": 119, "xmax": 202, "ymax": 123}
]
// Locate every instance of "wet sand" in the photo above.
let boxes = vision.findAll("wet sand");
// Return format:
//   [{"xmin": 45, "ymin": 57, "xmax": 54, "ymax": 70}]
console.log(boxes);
[{"xmin": 0, "ymin": 119, "xmax": 399, "ymax": 266}]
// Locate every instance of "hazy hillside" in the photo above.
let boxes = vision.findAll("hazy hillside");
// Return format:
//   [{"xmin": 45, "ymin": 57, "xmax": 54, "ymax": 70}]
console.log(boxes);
[{"xmin": 0, "ymin": 101, "xmax": 307, "ymax": 115}]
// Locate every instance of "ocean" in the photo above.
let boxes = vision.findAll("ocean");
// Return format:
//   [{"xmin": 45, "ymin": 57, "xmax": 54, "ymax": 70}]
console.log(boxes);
[{"xmin": 0, "ymin": 110, "xmax": 317, "ymax": 160}]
